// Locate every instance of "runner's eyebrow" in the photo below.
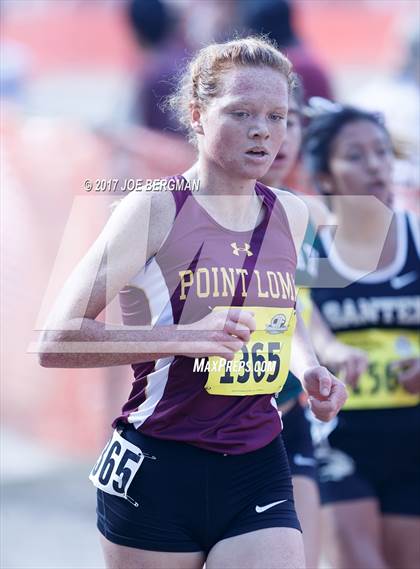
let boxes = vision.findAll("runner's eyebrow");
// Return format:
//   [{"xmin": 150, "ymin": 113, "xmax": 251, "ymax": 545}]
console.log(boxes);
[{"xmin": 223, "ymin": 100, "xmax": 288, "ymax": 113}]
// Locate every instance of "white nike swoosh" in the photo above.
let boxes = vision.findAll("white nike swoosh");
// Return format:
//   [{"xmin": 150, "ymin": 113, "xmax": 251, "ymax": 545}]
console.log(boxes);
[
  {"xmin": 293, "ymin": 454, "xmax": 317, "ymax": 467},
  {"xmin": 390, "ymin": 272, "xmax": 417, "ymax": 290},
  {"xmin": 255, "ymin": 500, "xmax": 287, "ymax": 513}
]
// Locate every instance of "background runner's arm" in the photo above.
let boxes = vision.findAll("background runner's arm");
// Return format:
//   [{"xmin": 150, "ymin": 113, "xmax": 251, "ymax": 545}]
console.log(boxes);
[
  {"xmin": 290, "ymin": 309, "xmax": 348, "ymax": 421},
  {"xmin": 290, "ymin": 309, "xmax": 319, "ymax": 379},
  {"xmin": 309, "ymin": 304, "xmax": 369, "ymax": 387},
  {"xmin": 309, "ymin": 303, "xmax": 337, "ymax": 357},
  {"xmin": 271, "ymin": 188, "xmax": 348, "ymax": 418}
]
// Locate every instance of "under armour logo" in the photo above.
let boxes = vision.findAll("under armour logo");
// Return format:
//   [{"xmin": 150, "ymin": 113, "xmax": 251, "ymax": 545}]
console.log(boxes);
[{"xmin": 231, "ymin": 242, "xmax": 253, "ymax": 256}]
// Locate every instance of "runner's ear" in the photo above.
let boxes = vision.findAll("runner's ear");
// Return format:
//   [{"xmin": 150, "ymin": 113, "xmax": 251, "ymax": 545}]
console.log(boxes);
[{"xmin": 190, "ymin": 102, "xmax": 204, "ymax": 135}]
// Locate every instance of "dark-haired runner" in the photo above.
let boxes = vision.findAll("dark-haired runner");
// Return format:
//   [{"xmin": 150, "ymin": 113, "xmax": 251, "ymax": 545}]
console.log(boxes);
[{"xmin": 303, "ymin": 105, "xmax": 420, "ymax": 569}]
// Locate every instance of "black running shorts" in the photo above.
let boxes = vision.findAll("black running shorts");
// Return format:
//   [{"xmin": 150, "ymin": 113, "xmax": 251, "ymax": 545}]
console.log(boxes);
[
  {"xmin": 282, "ymin": 400, "xmax": 319, "ymax": 482},
  {"xmin": 97, "ymin": 427, "xmax": 301, "ymax": 553},
  {"xmin": 317, "ymin": 406, "xmax": 420, "ymax": 516}
]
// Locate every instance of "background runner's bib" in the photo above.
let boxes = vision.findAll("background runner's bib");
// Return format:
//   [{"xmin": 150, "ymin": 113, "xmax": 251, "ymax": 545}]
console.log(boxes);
[
  {"xmin": 205, "ymin": 306, "xmax": 296, "ymax": 396},
  {"xmin": 338, "ymin": 329, "xmax": 420, "ymax": 409}
]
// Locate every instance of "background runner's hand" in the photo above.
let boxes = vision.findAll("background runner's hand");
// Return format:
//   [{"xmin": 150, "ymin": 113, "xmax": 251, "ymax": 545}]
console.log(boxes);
[
  {"xmin": 392, "ymin": 358, "xmax": 420, "ymax": 394},
  {"xmin": 322, "ymin": 342, "xmax": 369, "ymax": 388},
  {"xmin": 303, "ymin": 365, "xmax": 348, "ymax": 422},
  {"xmin": 180, "ymin": 309, "xmax": 256, "ymax": 360}
]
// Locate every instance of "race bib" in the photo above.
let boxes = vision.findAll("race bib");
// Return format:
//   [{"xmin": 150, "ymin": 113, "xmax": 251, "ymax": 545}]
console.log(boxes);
[
  {"xmin": 89, "ymin": 429, "xmax": 152, "ymax": 507},
  {"xmin": 204, "ymin": 306, "xmax": 296, "ymax": 396},
  {"xmin": 338, "ymin": 329, "xmax": 420, "ymax": 410}
]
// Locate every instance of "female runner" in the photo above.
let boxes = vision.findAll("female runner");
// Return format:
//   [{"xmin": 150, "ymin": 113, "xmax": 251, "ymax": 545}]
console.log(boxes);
[
  {"xmin": 39, "ymin": 37, "xmax": 347, "ymax": 569},
  {"xmin": 303, "ymin": 105, "xmax": 420, "ymax": 569}
]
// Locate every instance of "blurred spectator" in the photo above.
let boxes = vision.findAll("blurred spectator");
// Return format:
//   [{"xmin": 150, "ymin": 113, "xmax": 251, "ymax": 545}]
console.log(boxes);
[
  {"xmin": 128, "ymin": 0, "xmax": 243, "ymax": 134},
  {"xmin": 243, "ymin": 0, "xmax": 334, "ymax": 102},
  {"xmin": 182, "ymin": 0, "xmax": 242, "ymax": 46},
  {"xmin": 128, "ymin": 0, "xmax": 189, "ymax": 133}
]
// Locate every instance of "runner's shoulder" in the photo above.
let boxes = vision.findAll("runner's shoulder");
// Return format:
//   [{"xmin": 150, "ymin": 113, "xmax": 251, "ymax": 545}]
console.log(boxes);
[
  {"xmin": 299, "ymin": 194, "xmax": 333, "ymax": 227},
  {"xmin": 268, "ymin": 186, "xmax": 308, "ymax": 219},
  {"xmin": 102, "ymin": 183, "xmax": 176, "ymax": 260},
  {"xmin": 267, "ymin": 186, "xmax": 309, "ymax": 251}
]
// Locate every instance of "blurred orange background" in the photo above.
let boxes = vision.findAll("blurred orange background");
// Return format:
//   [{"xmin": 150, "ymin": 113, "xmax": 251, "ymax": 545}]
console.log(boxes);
[{"xmin": 1, "ymin": 0, "xmax": 418, "ymax": 457}]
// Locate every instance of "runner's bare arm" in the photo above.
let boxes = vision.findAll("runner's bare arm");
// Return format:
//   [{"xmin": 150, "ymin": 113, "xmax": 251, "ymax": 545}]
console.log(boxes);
[
  {"xmin": 290, "ymin": 308, "xmax": 320, "ymax": 379},
  {"xmin": 38, "ymin": 189, "xmax": 175, "ymax": 367},
  {"xmin": 299, "ymin": 193, "xmax": 333, "ymax": 228},
  {"xmin": 310, "ymin": 304, "xmax": 369, "ymax": 388},
  {"xmin": 290, "ymin": 309, "xmax": 348, "ymax": 421},
  {"xmin": 38, "ymin": 189, "xmax": 255, "ymax": 368}
]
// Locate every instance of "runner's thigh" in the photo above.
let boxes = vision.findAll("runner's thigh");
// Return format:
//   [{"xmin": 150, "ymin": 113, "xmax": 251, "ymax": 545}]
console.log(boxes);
[
  {"xmin": 206, "ymin": 527, "xmax": 305, "ymax": 569},
  {"xmin": 100, "ymin": 536, "xmax": 205, "ymax": 569},
  {"xmin": 322, "ymin": 499, "xmax": 386, "ymax": 569},
  {"xmin": 382, "ymin": 514, "xmax": 420, "ymax": 569}
]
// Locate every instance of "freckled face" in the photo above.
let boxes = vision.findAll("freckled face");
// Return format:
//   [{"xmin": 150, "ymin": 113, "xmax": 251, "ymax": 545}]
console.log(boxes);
[
  {"xmin": 196, "ymin": 66, "xmax": 289, "ymax": 180},
  {"xmin": 326, "ymin": 120, "xmax": 394, "ymax": 204}
]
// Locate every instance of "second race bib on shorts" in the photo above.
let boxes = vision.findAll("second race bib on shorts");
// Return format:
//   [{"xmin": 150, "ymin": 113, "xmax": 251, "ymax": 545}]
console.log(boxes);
[
  {"xmin": 89, "ymin": 429, "xmax": 149, "ymax": 507},
  {"xmin": 339, "ymin": 329, "xmax": 420, "ymax": 410},
  {"xmin": 204, "ymin": 306, "xmax": 296, "ymax": 396}
]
